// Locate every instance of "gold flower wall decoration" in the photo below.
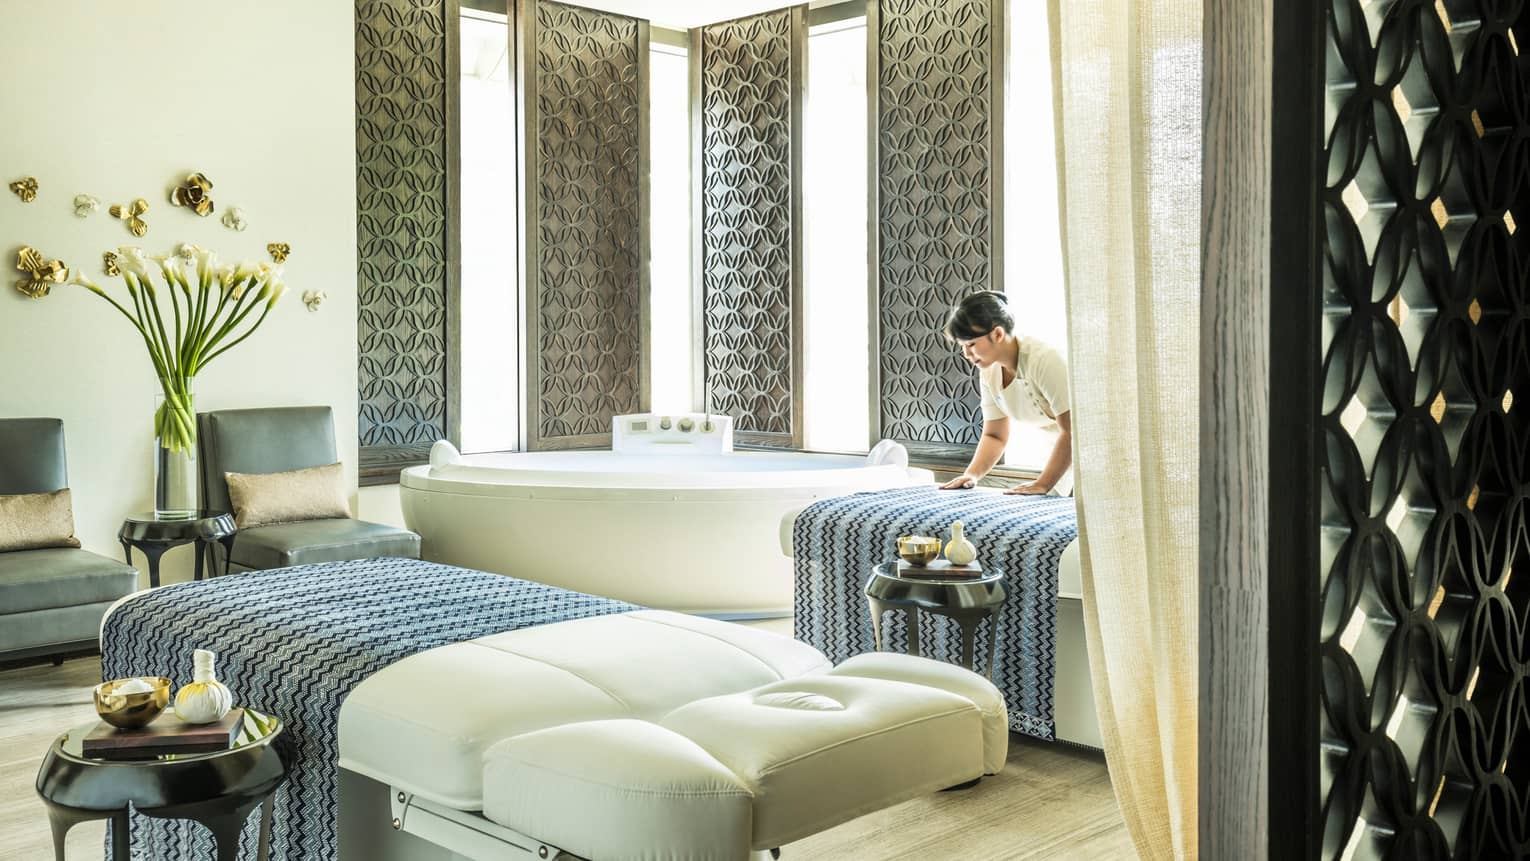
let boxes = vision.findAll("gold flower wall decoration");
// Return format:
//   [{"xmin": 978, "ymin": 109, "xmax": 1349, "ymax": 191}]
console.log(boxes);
[
  {"xmin": 110, "ymin": 199, "xmax": 150, "ymax": 236},
  {"xmin": 9, "ymin": 177, "xmax": 38, "ymax": 203},
  {"xmin": 169, "ymin": 172, "xmax": 214, "ymax": 216},
  {"xmin": 267, "ymin": 242, "xmax": 290, "ymax": 263},
  {"xmin": 14, "ymin": 247, "xmax": 68, "ymax": 299},
  {"xmin": 103, "ymin": 251, "xmax": 120, "ymax": 276}
]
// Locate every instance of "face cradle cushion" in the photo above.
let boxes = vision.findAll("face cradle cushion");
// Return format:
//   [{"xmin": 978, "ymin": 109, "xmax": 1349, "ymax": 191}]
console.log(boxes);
[{"xmin": 339, "ymin": 610, "xmax": 1008, "ymax": 861}]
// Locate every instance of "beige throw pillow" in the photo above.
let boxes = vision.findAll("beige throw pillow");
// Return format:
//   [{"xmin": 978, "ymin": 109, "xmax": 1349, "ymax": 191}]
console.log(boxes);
[
  {"xmin": 225, "ymin": 462, "xmax": 351, "ymax": 529},
  {"xmin": 0, "ymin": 488, "xmax": 82, "ymax": 552}
]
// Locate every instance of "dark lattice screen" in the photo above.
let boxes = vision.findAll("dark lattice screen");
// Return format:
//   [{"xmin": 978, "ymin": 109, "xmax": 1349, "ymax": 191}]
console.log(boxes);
[
  {"xmin": 356, "ymin": 0, "xmax": 452, "ymax": 470},
  {"xmin": 526, "ymin": 0, "xmax": 644, "ymax": 447},
  {"xmin": 1320, "ymin": 0, "xmax": 1530, "ymax": 856},
  {"xmin": 697, "ymin": 8, "xmax": 802, "ymax": 446},
  {"xmin": 873, "ymin": 0, "xmax": 1000, "ymax": 456}
]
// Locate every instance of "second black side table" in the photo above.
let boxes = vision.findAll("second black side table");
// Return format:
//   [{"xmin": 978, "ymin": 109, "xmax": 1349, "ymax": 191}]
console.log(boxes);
[
  {"xmin": 119, "ymin": 511, "xmax": 237, "ymax": 588},
  {"xmin": 865, "ymin": 562, "xmax": 1008, "ymax": 678}
]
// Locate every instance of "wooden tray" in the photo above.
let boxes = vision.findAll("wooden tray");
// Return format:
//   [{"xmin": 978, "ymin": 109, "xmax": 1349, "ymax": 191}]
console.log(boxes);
[
  {"xmin": 896, "ymin": 560, "xmax": 985, "ymax": 580},
  {"xmin": 82, "ymin": 708, "xmax": 243, "ymax": 760}
]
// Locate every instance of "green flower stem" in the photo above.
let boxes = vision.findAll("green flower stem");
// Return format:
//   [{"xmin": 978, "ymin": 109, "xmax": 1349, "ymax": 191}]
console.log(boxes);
[
  {"xmin": 200, "ymin": 302, "xmax": 272, "ymax": 367},
  {"xmin": 163, "ymin": 265, "xmax": 184, "ymax": 372},
  {"xmin": 138, "ymin": 274, "xmax": 181, "ymax": 380},
  {"xmin": 187, "ymin": 269, "xmax": 207, "ymax": 364},
  {"xmin": 155, "ymin": 379, "xmax": 196, "ymax": 453},
  {"xmin": 92, "ymin": 289, "xmax": 149, "ymax": 337},
  {"xmin": 124, "ymin": 282, "xmax": 156, "ymax": 368},
  {"xmin": 181, "ymin": 266, "xmax": 203, "ymax": 369},
  {"xmin": 198, "ymin": 278, "xmax": 247, "ymax": 361},
  {"xmin": 126, "ymin": 276, "xmax": 173, "ymax": 381},
  {"xmin": 183, "ymin": 279, "xmax": 218, "ymax": 376},
  {"xmin": 190, "ymin": 284, "xmax": 235, "ymax": 374},
  {"xmin": 201, "ymin": 285, "xmax": 262, "ymax": 361},
  {"xmin": 195, "ymin": 263, "xmax": 212, "ymax": 335}
]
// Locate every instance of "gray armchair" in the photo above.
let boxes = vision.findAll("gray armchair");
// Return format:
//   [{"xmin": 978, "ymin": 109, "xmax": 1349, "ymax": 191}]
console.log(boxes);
[
  {"xmin": 197, "ymin": 407, "xmax": 419, "ymax": 571},
  {"xmin": 0, "ymin": 418, "xmax": 139, "ymax": 665}
]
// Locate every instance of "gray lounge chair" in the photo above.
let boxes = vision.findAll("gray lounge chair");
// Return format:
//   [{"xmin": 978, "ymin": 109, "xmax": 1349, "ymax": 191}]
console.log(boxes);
[
  {"xmin": 197, "ymin": 407, "xmax": 420, "ymax": 571},
  {"xmin": 0, "ymin": 418, "xmax": 139, "ymax": 666}
]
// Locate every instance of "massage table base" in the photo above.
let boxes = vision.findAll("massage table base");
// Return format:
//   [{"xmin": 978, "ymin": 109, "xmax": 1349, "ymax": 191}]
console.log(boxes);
[
  {"xmin": 338, "ymin": 611, "xmax": 1007, "ymax": 861},
  {"xmin": 341, "ymin": 768, "xmax": 581, "ymax": 861},
  {"xmin": 343, "ymin": 770, "xmax": 786, "ymax": 861}
]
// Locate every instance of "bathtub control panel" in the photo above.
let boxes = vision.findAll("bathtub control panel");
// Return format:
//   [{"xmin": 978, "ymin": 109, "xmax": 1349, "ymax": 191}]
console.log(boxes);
[{"xmin": 612, "ymin": 412, "xmax": 734, "ymax": 455}]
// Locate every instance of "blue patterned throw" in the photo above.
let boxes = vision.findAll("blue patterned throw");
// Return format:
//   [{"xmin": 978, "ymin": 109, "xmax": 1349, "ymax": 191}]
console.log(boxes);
[
  {"xmin": 792, "ymin": 486, "xmax": 1077, "ymax": 739},
  {"xmin": 100, "ymin": 557, "xmax": 634, "ymax": 860}
]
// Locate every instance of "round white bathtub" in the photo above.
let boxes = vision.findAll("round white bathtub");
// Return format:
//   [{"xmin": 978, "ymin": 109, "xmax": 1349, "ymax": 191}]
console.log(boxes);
[{"xmin": 400, "ymin": 449, "xmax": 934, "ymax": 618}]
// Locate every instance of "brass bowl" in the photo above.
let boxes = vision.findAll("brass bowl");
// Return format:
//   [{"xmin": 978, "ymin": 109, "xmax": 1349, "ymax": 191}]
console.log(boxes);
[
  {"xmin": 94, "ymin": 677, "xmax": 172, "ymax": 729},
  {"xmin": 896, "ymin": 536, "xmax": 941, "ymax": 566}
]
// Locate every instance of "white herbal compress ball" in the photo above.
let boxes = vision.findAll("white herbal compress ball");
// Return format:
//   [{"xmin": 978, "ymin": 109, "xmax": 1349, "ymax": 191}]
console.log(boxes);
[{"xmin": 174, "ymin": 649, "xmax": 234, "ymax": 724}]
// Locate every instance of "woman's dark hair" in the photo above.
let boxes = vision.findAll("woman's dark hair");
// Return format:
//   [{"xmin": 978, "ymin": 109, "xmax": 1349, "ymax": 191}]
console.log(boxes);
[{"xmin": 942, "ymin": 291, "xmax": 1015, "ymax": 342}]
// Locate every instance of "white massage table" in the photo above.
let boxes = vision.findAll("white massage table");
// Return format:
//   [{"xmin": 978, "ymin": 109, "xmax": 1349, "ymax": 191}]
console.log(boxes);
[{"xmin": 337, "ymin": 611, "xmax": 1007, "ymax": 860}]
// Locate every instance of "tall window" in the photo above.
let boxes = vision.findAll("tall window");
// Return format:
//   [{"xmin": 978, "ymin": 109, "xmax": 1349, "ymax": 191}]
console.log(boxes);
[
  {"xmin": 458, "ymin": 9, "xmax": 518, "ymax": 452},
  {"xmin": 648, "ymin": 39, "xmax": 694, "ymax": 414},
  {"xmin": 802, "ymin": 18, "xmax": 870, "ymax": 453},
  {"xmin": 1003, "ymin": 1, "xmax": 1069, "ymax": 469}
]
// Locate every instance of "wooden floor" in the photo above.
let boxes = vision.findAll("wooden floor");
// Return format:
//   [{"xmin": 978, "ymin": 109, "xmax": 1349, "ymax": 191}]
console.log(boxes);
[{"xmin": 0, "ymin": 656, "xmax": 1132, "ymax": 860}]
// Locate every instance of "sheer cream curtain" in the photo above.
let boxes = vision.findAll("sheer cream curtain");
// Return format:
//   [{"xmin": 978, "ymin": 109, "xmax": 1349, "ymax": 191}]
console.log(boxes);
[{"xmin": 1047, "ymin": 1, "xmax": 1200, "ymax": 858}]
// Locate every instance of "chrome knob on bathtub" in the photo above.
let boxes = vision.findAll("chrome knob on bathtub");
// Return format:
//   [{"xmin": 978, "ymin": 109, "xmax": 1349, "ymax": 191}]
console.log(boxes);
[
  {"xmin": 660, "ymin": 416, "xmax": 672, "ymax": 430},
  {"xmin": 679, "ymin": 417, "xmax": 695, "ymax": 432}
]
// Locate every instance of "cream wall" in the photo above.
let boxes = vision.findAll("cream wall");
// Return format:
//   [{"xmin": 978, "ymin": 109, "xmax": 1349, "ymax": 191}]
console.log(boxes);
[
  {"xmin": 0, "ymin": 0, "xmax": 357, "ymax": 586},
  {"xmin": 357, "ymin": 485, "xmax": 406, "ymax": 530}
]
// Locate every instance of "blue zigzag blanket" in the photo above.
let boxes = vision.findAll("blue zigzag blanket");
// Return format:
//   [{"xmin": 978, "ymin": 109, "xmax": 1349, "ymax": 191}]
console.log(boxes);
[
  {"xmin": 792, "ymin": 486, "xmax": 1077, "ymax": 740},
  {"xmin": 100, "ymin": 557, "xmax": 634, "ymax": 860}
]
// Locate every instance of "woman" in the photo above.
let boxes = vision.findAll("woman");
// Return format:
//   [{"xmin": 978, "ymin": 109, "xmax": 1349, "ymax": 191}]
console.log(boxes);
[{"xmin": 938, "ymin": 291, "xmax": 1073, "ymax": 495}]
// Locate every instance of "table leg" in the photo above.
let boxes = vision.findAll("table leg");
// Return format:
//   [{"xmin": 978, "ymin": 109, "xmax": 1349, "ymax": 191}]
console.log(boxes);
[
  {"xmin": 46, "ymin": 815, "xmax": 67, "ymax": 861},
  {"xmin": 141, "ymin": 545, "xmax": 167, "ymax": 589},
  {"xmin": 904, "ymin": 607, "xmax": 921, "ymax": 657},
  {"xmin": 45, "ymin": 810, "xmax": 74, "ymax": 861},
  {"xmin": 867, "ymin": 598, "xmax": 885, "ymax": 651},
  {"xmin": 193, "ymin": 539, "xmax": 206, "ymax": 582},
  {"xmin": 983, "ymin": 606, "xmax": 1003, "ymax": 680},
  {"xmin": 200, "ymin": 802, "xmax": 260, "ymax": 861},
  {"xmin": 220, "ymin": 535, "xmax": 237, "ymax": 577},
  {"xmin": 110, "ymin": 809, "xmax": 130, "ymax": 861},
  {"xmin": 120, "ymin": 540, "xmax": 132, "ymax": 565},
  {"xmin": 43, "ymin": 801, "xmax": 121, "ymax": 861},
  {"xmin": 956, "ymin": 612, "xmax": 978, "ymax": 672},
  {"xmin": 257, "ymin": 795, "xmax": 274, "ymax": 861}
]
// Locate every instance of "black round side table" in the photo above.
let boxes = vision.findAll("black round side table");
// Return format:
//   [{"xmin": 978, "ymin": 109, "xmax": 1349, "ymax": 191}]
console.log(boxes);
[
  {"xmin": 119, "ymin": 511, "xmax": 237, "ymax": 588},
  {"xmin": 35, "ymin": 708, "xmax": 289, "ymax": 861},
  {"xmin": 865, "ymin": 562, "xmax": 1008, "ymax": 678}
]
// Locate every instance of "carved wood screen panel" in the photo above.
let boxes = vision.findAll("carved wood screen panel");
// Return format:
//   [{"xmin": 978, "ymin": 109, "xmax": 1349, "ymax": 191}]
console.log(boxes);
[
  {"xmin": 356, "ymin": 0, "xmax": 459, "ymax": 482},
  {"xmin": 694, "ymin": 8, "xmax": 804, "ymax": 447},
  {"xmin": 1317, "ymin": 1, "xmax": 1530, "ymax": 856},
  {"xmin": 870, "ymin": 0, "xmax": 1002, "ymax": 458},
  {"xmin": 519, "ymin": 0, "xmax": 648, "ymax": 449}
]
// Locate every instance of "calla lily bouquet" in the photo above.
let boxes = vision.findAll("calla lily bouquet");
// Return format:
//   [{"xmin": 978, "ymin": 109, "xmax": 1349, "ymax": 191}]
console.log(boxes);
[{"xmin": 73, "ymin": 244, "xmax": 288, "ymax": 455}]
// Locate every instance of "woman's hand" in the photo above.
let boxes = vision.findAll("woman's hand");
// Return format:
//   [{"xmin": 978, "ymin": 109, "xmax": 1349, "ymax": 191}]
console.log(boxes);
[
  {"xmin": 940, "ymin": 474, "xmax": 979, "ymax": 490},
  {"xmin": 1004, "ymin": 482, "xmax": 1051, "ymax": 495}
]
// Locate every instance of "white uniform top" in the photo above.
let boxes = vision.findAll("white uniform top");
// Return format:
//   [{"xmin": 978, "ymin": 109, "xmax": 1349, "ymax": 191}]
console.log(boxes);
[
  {"xmin": 978, "ymin": 336, "xmax": 1071, "ymax": 428},
  {"xmin": 978, "ymin": 336, "xmax": 1073, "ymax": 496}
]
